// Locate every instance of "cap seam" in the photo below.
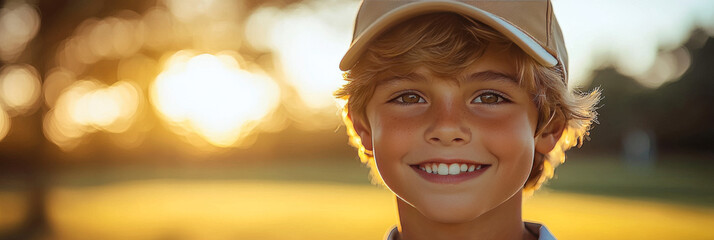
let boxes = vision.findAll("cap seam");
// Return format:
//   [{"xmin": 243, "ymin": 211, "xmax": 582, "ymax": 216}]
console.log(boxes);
[{"xmin": 546, "ymin": 0, "xmax": 552, "ymax": 47}]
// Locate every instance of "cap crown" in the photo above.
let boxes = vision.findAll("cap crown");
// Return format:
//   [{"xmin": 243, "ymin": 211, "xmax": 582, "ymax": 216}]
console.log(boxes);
[{"xmin": 343, "ymin": 0, "xmax": 568, "ymax": 81}]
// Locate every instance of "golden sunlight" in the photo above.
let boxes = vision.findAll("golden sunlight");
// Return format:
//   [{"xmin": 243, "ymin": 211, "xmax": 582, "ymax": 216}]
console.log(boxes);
[
  {"xmin": 35, "ymin": 180, "xmax": 714, "ymax": 240},
  {"xmin": 150, "ymin": 51, "xmax": 279, "ymax": 148},
  {"xmin": 69, "ymin": 81, "xmax": 140, "ymax": 131},
  {"xmin": 244, "ymin": 1, "xmax": 356, "ymax": 112},
  {"xmin": 44, "ymin": 79, "xmax": 142, "ymax": 150}
]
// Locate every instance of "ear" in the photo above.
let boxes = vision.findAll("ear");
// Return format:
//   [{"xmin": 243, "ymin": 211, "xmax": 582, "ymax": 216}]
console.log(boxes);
[
  {"xmin": 535, "ymin": 112, "xmax": 566, "ymax": 155},
  {"xmin": 348, "ymin": 112, "xmax": 373, "ymax": 151}
]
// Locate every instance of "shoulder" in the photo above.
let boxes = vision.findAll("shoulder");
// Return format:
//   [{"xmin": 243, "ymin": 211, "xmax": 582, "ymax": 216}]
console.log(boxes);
[
  {"xmin": 384, "ymin": 223, "xmax": 556, "ymax": 240},
  {"xmin": 525, "ymin": 222, "xmax": 557, "ymax": 240},
  {"xmin": 384, "ymin": 225, "xmax": 399, "ymax": 240}
]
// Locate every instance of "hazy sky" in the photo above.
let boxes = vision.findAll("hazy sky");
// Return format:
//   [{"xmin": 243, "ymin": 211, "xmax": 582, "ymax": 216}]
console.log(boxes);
[{"xmin": 553, "ymin": 0, "xmax": 714, "ymax": 88}]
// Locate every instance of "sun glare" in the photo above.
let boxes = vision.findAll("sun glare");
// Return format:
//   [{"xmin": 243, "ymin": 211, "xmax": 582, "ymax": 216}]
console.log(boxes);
[
  {"xmin": 244, "ymin": 1, "xmax": 356, "ymax": 112},
  {"xmin": 150, "ymin": 51, "xmax": 279, "ymax": 148}
]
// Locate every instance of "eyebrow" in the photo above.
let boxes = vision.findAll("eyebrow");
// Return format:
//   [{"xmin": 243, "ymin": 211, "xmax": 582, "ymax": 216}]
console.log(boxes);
[
  {"xmin": 375, "ymin": 72, "xmax": 427, "ymax": 87},
  {"xmin": 463, "ymin": 71, "xmax": 519, "ymax": 85},
  {"xmin": 376, "ymin": 70, "xmax": 518, "ymax": 86}
]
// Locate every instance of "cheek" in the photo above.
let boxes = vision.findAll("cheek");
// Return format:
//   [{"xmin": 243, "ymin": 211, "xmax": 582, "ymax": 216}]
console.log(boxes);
[
  {"xmin": 478, "ymin": 109, "xmax": 535, "ymax": 181},
  {"xmin": 370, "ymin": 112, "xmax": 419, "ymax": 174},
  {"xmin": 373, "ymin": 115, "xmax": 410, "ymax": 151}
]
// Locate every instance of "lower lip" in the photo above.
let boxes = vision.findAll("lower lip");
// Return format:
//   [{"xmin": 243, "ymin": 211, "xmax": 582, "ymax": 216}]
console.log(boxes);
[{"xmin": 410, "ymin": 165, "xmax": 490, "ymax": 184}]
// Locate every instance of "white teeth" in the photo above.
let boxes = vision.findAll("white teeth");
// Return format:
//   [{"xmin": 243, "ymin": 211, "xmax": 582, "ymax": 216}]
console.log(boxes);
[
  {"xmin": 448, "ymin": 164, "xmax": 461, "ymax": 175},
  {"xmin": 419, "ymin": 163, "xmax": 486, "ymax": 175},
  {"xmin": 437, "ymin": 163, "xmax": 449, "ymax": 175}
]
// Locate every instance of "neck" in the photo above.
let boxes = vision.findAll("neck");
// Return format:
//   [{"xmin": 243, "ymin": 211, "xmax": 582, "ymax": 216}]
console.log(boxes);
[{"xmin": 396, "ymin": 190, "xmax": 535, "ymax": 240}]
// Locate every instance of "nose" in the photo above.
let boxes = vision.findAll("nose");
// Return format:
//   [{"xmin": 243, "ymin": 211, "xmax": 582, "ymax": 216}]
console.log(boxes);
[{"xmin": 425, "ymin": 103, "xmax": 471, "ymax": 146}]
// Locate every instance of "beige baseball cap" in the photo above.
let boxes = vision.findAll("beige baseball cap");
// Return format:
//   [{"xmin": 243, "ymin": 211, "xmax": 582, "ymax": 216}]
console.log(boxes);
[{"xmin": 339, "ymin": 0, "xmax": 568, "ymax": 80}]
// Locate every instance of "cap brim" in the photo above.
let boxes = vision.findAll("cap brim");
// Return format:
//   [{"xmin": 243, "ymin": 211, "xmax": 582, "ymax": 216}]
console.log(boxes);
[{"xmin": 340, "ymin": 1, "xmax": 558, "ymax": 71}]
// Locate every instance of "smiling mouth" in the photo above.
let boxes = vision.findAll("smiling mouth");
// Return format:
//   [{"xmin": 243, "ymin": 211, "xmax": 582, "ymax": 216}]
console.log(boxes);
[
  {"xmin": 409, "ymin": 162, "xmax": 491, "ymax": 184},
  {"xmin": 411, "ymin": 162, "xmax": 491, "ymax": 175}
]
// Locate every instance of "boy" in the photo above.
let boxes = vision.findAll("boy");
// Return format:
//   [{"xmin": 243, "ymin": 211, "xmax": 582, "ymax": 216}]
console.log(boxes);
[{"xmin": 335, "ymin": 0, "xmax": 600, "ymax": 239}]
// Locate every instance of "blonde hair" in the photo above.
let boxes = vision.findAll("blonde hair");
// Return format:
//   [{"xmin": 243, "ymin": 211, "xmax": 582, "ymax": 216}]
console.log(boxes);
[{"xmin": 335, "ymin": 13, "xmax": 600, "ymax": 194}]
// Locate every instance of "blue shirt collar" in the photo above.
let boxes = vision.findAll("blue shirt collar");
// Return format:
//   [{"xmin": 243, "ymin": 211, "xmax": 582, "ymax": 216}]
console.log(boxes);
[{"xmin": 384, "ymin": 222, "xmax": 556, "ymax": 240}]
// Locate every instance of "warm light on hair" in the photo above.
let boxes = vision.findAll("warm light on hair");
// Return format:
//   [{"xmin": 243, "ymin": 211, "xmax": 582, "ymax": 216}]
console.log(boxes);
[{"xmin": 335, "ymin": 13, "xmax": 600, "ymax": 193}]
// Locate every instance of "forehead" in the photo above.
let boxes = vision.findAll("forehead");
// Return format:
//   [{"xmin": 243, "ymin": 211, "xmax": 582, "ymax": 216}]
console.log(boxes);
[
  {"xmin": 374, "ymin": 44, "xmax": 521, "ymax": 87},
  {"xmin": 376, "ymin": 69, "xmax": 518, "ymax": 88}
]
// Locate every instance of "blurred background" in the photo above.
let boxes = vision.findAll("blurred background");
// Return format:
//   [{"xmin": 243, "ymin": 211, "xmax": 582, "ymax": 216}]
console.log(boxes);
[{"xmin": 0, "ymin": 0, "xmax": 712, "ymax": 239}]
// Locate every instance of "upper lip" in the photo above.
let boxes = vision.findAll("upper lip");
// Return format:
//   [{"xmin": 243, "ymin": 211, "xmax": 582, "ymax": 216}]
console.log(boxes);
[{"xmin": 411, "ymin": 158, "xmax": 489, "ymax": 165}]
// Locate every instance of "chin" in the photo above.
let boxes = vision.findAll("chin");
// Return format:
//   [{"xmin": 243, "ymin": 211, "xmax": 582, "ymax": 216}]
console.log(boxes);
[
  {"xmin": 422, "ymin": 208, "xmax": 485, "ymax": 224},
  {"xmin": 411, "ymin": 195, "xmax": 491, "ymax": 224}
]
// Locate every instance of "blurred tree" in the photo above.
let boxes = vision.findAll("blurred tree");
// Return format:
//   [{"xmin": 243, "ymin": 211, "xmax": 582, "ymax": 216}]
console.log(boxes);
[
  {"xmin": 582, "ymin": 29, "xmax": 714, "ymax": 155},
  {"xmin": 1, "ymin": 0, "xmax": 316, "ymax": 239},
  {"xmin": 645, "ymin": 30, "xmax": 714, "ymax": 152},
  {"xmin": 0, "ymin": 1, "xmax": 156, "ymax": 239}
]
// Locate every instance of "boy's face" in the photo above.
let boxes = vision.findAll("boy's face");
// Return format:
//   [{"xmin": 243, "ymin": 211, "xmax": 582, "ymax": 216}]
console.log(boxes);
[{"xmin": 355, "ymin": 44, "xmax": 558, "ymax": 223}]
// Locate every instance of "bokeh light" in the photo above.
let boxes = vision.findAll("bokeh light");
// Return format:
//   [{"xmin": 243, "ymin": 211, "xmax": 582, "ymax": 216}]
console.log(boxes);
[
  {"xmin": 141, "ymin": 7, "xmax": 181, "ymax": 51},
  {"xmin": 43, "ymin": 68, "xmax": 77, "ymax": 108},
  {"xmin": 71, "ymin": 82, "xmax": 140, "ymax": 130},
  {"xmin": 0, "ymin": 105, "xmax": 9, "ymax": 141},
  {"xmin": 639, "ymin": 47, "xmax": 692, "ymax": 88},
  {"xmin": 151, "ymin": 51, "xmax": 280, "ymax": 148},
  {"xmin": 245, "ymin": 1, "xmax": 357, "ymax": 111},
  {"xmin": 164, "ymin": 0, "xmax": 229, "ymax": 22},
  {"xmin": 86, "ymin": 15, "xmax": 144, "ymax": 59},
  {"xmin": 161, "ymin": 0, "xmax": 244, "ymax": 51},
  {"xmin": 54, "ymin": 11, "xmax": 146, "ymax": 76},
  {"xmin": 44, "ymin": 79, "xmax": 143, "ymax": 151},
  {"xmin": 0, "ymin": 64, "xmax": 41, "ymax": 116},
  {"xmin": 0, "ymin": 2, "xmax": 40, "ymax": 61}
]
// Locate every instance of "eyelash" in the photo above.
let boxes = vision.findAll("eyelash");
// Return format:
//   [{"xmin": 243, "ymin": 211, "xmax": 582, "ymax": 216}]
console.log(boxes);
[
  {"xmin": 389, "ymin": 91, "xmax": 426, "ymax": 104},
  {"xmin": 472, "ymin": 90, "xmax": 511, "ymax": 104},
  {"xmin": 388, "ymin": 90, "xmax": 511, "ymax": 105}
]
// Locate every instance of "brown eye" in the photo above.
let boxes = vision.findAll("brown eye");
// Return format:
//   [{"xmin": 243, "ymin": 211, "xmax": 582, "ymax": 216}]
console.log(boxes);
[
  {"xmin": 473, "ymin": 93, "xmax": 504, "ymax": 104},
  {"xmin": 394, "ymin": 93, "xmax": 425, "ymax": 104}
]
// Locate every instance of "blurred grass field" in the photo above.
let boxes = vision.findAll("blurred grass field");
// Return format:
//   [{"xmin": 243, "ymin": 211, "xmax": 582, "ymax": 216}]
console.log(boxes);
[
  {"xmin": 1, "ymin": 180, "xmax": 713, "ymax": 240},
  {"xmin": 1, "ymin": 154, "xmax": 713, "ymax": 239}
]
